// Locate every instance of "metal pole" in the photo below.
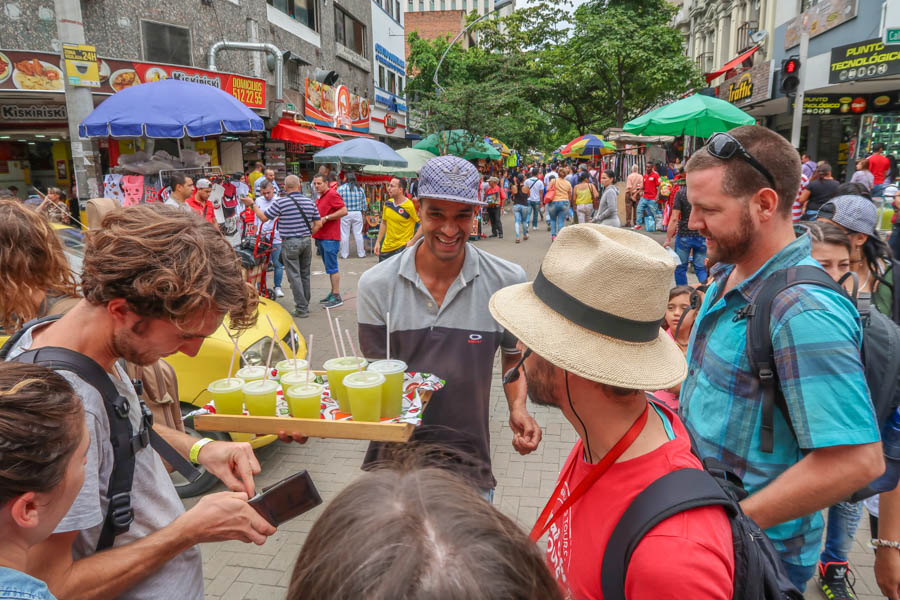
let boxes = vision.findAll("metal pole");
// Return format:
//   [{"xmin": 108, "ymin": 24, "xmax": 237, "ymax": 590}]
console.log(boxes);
[
  {"xmin": 433, "ymin": 12, "xmax": 491, "ymax": 93},
  {"xmin": 790, "ymin": 21, "xmax": 809, "ymax": 150},
  {"xmin": 54, "ymin": 0, "xmax": 102, "ymax": 209}
]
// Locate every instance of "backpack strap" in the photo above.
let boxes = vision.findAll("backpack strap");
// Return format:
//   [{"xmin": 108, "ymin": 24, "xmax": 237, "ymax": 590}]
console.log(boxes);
[
  {"xmin": 0, "ymin": 314, "xmax": 62, "ymax": 360},
  {"xmin": 745, "ymin": 265, "xmax": 849, "ymax": 453},
  {"xmin": 601, "ymin": 468, "xmax": 737, "ymax": 600}
]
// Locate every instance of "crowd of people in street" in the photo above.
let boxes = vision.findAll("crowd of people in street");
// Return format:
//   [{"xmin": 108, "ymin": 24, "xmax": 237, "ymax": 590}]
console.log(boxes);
[{"xmin": 2, "ymin": 124, "xmax": 900, "ymax": 600}]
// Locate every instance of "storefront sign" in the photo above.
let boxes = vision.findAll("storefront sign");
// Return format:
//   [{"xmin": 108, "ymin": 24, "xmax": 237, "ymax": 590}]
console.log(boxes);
[
  {"xmin": 716, "ymin": 60, "xmax": 771, "ymax": 106},
  {"xmin": 785, "ymin": 0, "xmax": 857, "ymax": 50},
  {"xmin": 384, "ymin": 112, "xmax": 398, "ymax": 134},
  {"xmin": 829, "ymin": 38, "xmax": 900, "ymax": 84},
  {"xmin": 0, "ymin": 103, "xmax": 67, "ymax": 121},
  {"xmin": 0, "ymin": 49, "xmax": 267, "ymax": 109},
  {"xmin": 375, "ymin": 43, "xmax": 405, "ymax": 75},
  {"xmin": 796, "ymin": 93, "xmax": 900, "ymax": 115},
  {"xmin": 304, "ymin": 78, "xmax": 370, "ymax": 132},
  {"xmin": 62, "ymin": 44, "xmax": 100, "ymax": 87}
]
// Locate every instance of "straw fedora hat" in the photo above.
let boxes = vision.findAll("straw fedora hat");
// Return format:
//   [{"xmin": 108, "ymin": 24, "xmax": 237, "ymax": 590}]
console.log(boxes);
[{"xmin": 489, "ymin": 224, "xmax": 687, "ymax": 390}]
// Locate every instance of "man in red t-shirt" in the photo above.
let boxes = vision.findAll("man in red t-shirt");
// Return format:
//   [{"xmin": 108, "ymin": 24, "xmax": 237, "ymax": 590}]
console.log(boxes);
[
  {"xmin": 187, "ymin": 178, "xmax": 217, "ymax": 226},
  {"xmin": 489, "ymin": 224, "xmax": 734, "ymax": 600},
  {"xmin": 312, "ymin": 173, "xmax": 348, "ymax": 308},
  {"xmin": 635, "ymin": 164, "xmax": 661, "ymax": 231},
  {"xmin": 868, "ymin": 143, "xmax": 891, "ymax": 196}
]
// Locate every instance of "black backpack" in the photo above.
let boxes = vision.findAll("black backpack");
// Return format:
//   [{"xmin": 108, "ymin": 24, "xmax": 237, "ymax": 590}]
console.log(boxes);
[
  {"xmin": 601, "ymin": 400, "xmax": 803, "ymax": 600},
  {"xmin": 0, "ymin": 316, "xmax": 201, "ymax": 550},
  {"xmin": 744, "ymin": 265, "xmax": 900, "ymax": 501}
]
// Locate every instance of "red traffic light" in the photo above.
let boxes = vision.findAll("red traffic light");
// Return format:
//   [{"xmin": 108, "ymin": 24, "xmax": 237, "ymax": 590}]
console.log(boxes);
[{"xmin": 784, "ymin": 58, "xmax": 799, "ymax": 74}]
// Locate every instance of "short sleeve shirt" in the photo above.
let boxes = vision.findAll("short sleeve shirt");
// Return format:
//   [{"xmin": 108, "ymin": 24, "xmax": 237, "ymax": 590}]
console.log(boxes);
[
  {"xmin": 672, "ymin": 187, "xmax": 701, "ymax": 237},
  {"xmin": 186, "ymin": 194, "xmax": 216, "ymax": 224},
  {"xmin": 6, "ymin": 327, "xmax": 204, "ymax": 600},
  {"xmin": 357, "ymin": 240, "xmax": 527, "ymax": 489},
  {"xmin": 253, "ymin": 194, "xmax": 281, "ymax": 243},
  {"xmin": 380, "ymin": 198, "xmax": 419, "ymax": 253},
  {"xmin": 525, "ymin": 177, "xmax": 545, "ymax": 203},
  {"xmin": 643, "ymin": 172, "xmax": 660, "ymax": 199},
  {"xmin": 0, "ymin": 567, "xmax": 56, "ymax": 599},
  {"xmin": 804, "ymin": 179, "xmax": 840, "ymax": 213},
  {"xmin": 680, "ymin": 235, "xmax": 879, "ymax": 567},
  {"xmin": 313, "ymin": 188, "xmax": 345, "ymax": 241},
  {"xmin": 264, "ymin": 192, "xmax": 320, "ymax": 238}
]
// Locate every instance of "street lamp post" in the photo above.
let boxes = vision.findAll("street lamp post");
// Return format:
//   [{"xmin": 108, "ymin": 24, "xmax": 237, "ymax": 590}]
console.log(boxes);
[{"xmin": 432, "ymin": 0, "xmax": 514, "ymax": 93}]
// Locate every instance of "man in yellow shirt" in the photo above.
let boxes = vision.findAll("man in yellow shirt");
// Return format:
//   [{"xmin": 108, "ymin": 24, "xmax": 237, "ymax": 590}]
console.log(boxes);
[
  {"xmin": 247, "ymin": 162, "xmax": 264, "ymax": 199},
  {"xmin": 375, "ymin": 177, "xmax": 421, "ymax": 262}
]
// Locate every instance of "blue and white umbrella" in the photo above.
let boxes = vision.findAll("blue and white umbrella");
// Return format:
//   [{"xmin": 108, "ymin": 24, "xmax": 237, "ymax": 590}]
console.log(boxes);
[
  {"xmin": 79, "ymin": 79, "xmax": 265, "ymax": 138},
  {"xmin": 313, "ymin": 138, "xmax": 408, "ymax": 168}
]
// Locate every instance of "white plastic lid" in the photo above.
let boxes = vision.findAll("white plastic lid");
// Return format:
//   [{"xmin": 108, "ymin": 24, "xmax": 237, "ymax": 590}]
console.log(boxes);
[
  {"xmin": 285, "ymin": 383, "xmax": 323, "ymax": 396},
  {"xmin": 280, "ymin": 371, "xmax": 310, "ymax": 387},
  {"xmin": 242, "ymin": 379, "xmax": 279, "ymax": 395},
  {"xmin": 236, "ymin": 365, "xmax": 267, "ymax": 379},
  {"xmin": 323, "ymin": 356, "xmax": 368, "ymax": 370},
  {"xmin": 342, "ymin": 370, "xmax": 385, "ymax": 389},
  {"xmin": 368, "ymin": 359, "xmax": 407, "ymax": 375},
  {"xmin": 208, "ymin": 377, "xmax": 244, "ymax": 393},
  {"xmin": 276, "ymin": 358, "xmax": 309, "ymax": 372}
]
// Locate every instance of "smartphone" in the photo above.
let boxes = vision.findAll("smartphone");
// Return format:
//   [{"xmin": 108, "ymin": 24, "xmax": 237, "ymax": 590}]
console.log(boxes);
[{"xmin": 248, "ymin": 470, "xmax": 322, "ymax": 526}]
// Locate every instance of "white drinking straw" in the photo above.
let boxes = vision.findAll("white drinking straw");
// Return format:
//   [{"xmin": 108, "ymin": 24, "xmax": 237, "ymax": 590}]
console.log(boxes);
[
  {"xmin": 345, "ymin": 329, "xmax": 364, "ymax": 371},
  {"xmin": 225, "ymin": 329, "xmax": 251, "ymax": 365},
  {"xmin": 325, "ymin": 306, "xmax": 341, "ymax": 357},
  {"xmin": 227, "ymin": 335, "xmax": 239, "ymax": 378},
  {"xmin": 289, "ymin": 323, "xmax": 299, "ymax": 375},
  {"xmin": 386, "ymin": 311, "xmax": 391, "ymax": 361},
  {"xmin": 335, "ymin": 317, "xmax": 348, "ymax": 357},
  {"xmin": 306, "ymin": 334, "xmax": 314, "ymax": 385},
  {"xmin": 263, "ymin": 336, "xmax": 276, "ymax": 381}
]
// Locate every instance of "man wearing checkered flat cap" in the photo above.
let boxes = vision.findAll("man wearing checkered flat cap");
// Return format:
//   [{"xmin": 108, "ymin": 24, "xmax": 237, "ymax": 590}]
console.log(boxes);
[
  {"xmin": 489, "ymin": 224, "xmax": 734, "ymax": 599},
  {"xmin": 356, "ymin": 155, "xmax": 543, "ymax": 502}
]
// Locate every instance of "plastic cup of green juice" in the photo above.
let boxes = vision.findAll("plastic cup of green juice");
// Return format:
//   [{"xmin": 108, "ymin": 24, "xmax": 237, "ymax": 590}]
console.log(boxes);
[
  {"xmin": 368, "ymin": 360, "xmax": 407, "ymax": 419},
  {"xmin": 242, "ymin": 379, "xmax": 279, "ymax": 416},
  {"xmin": 235, "ymin": 365, "xmax": 267, "ymax": 383},
  {"xmin": 343, "ymin": 370, "xmax": 385, "ymax": 422},
  {"xmin": 275, "ymin": 359, "xmax": 308, "ymax": 380},
  {"xmin": 323, "ymin": 357, "xmax": 368, "ymax": 413},
  {"xmin": 285, "ymin": 383, "xmax": 324, "ymax": 419},
  {"xmin": 208, "ymin": 378, "xmax": 245, "ymax": 415}
]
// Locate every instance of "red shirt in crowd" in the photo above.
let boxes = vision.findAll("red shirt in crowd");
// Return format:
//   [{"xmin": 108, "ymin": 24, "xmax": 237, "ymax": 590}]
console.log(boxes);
[
  {"xmin": 313, "ymin": 188, "xmax": 345, "ymax": 241},
  {"xmin": 187, "ymin": 192, "xmax": 216, "ymax": 224},
  {"xmin": 868, "ymin": 152, "xmax": 890, "ymax": 185},
  {"xmin": 545, "ymin": 403, "xmax": 734, "ymax": 600},
  {"xmin": 642, "ymin": 171, "xmax": 661, "ymax": 200}
]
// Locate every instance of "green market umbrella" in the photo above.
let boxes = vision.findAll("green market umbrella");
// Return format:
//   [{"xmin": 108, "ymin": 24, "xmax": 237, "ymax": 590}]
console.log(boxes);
[
  {"xmin": 624, "ymin": 93, "xmax": 755, "ymax": 138},
  {"xmin": 362, "ymin": 147, "xmax": 437, "ymax": 178},
  {"xmin": 414, "ymin": 129, "xmax": 502, "ymax": 160}
]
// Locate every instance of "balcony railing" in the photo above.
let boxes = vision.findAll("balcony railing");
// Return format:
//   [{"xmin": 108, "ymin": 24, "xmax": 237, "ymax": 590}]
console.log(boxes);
[
  {"xmin": 696, "ymin": 52, "xmax": 714, "ymax": 73},
  {"xmin": 736, "ymin": 20, "xmax": 759, "ymax": 54}
]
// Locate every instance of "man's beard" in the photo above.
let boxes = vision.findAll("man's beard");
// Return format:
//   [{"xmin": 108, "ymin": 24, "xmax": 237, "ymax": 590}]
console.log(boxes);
[
  {"xmin": 706, "ymin": 203, "xmax": 756, "ymax": 265},
  {"xmin": 112, "ymin": 323, "xmax": 160, "ymax": 366},
  {"xmin": 525, "ymin": 358, "xmax": 559, "ymax": 409}
]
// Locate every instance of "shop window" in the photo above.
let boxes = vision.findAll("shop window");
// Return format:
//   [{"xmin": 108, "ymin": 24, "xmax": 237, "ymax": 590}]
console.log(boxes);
[
  {"xmin": 267, "ymin": 0, "xmax": 318, "ymax": 31},
  {"xmin": 141, "ymin": 21, "xmax": 192, "ymax": 66},
  {"xmin": 395, "ymin": 1, "xmax": 401, "ymax": 20},
  {"xmin": 388, "ymin": 71, "xmax": 396, "ymax": 95},
  {"xmin": 335, "ymin": 7, "xmax": 367, "ymax": 57},
  {"xmin": 287, "ymin": 61, "xmax": 302, "ymax": 91},
  {"xmin": 398, "ymin": 76, "xmax": 404, "ymax": 95},
  {"xmin": 379, "ymin": 65, "xmax": 386, "ymax": 89}
]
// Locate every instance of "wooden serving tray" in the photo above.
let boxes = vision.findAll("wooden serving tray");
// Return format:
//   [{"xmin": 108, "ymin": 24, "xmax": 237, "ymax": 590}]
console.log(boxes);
[{"xmin": 193, "ymin": 371, "xmax": 433, "ymax": 443}]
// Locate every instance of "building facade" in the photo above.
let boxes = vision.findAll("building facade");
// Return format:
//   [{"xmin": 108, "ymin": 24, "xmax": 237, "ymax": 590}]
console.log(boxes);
[
  {"xmin": 370, "ymin": 0, "xmax": 408, "ymax": 145},
  {"xmin": 405, "ymin": 0, "xmax": 513, "ymax": 18},
  {"xmin": 0, "ymin": 0, "xmax": 375, "ymax": 196}
]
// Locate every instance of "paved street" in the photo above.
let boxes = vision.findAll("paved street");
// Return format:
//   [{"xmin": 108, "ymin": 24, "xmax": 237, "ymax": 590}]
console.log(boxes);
[{"xmin": 190, "ymin": 210, "xmax": 883, "ymax": 600}]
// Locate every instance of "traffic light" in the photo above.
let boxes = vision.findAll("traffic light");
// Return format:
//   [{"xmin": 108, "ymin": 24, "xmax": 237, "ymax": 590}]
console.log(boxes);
[{"xmin": 781, "ymin": 57, "xmax": 801, "ymax": 96}]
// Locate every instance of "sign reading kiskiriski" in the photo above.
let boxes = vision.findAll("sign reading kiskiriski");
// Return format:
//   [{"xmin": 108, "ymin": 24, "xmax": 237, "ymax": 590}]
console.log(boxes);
[{"xmin": 830, "ymin": 38, "xmax": 900, "ymax": 84}]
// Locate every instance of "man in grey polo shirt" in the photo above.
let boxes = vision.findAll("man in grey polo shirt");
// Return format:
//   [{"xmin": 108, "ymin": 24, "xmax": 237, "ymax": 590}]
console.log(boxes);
[{"xmin": 357, "ymin": 156, "xmax": 543, "ymax": 500}]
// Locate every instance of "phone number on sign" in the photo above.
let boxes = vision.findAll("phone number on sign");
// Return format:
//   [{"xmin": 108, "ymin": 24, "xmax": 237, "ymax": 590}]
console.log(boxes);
[{"xmin": 232, "ymin": 78, "xmax": 264, "ymax": 107}]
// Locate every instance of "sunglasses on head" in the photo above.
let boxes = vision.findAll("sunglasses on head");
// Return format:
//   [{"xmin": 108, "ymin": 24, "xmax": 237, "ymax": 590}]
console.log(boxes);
[
  {"xmin": 502, "ymin": 348, "xmax": 532, "ymax": 385},
  {"xmin": 705, "ymin": 132, "xmax": 777, "ymax": 189}
]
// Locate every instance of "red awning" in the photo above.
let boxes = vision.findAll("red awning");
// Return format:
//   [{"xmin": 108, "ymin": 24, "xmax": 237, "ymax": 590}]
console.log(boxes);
[
  {"xmin": 314, "ymin": 125, "xmax": 374, "ymax": 139},
  {"xmin": 705, "ymin": 45, "xmax": 759, "ymax": 83},
  {"xmin": 271, "ymin": 119, "xmax": 342, "ymax": 147}
]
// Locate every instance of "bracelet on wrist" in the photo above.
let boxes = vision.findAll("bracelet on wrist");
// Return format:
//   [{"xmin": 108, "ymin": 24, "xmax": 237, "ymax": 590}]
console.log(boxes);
[
  {"xmin": 870, "ymin": 538, "xmax": 900, "ymax": 550},
  {"xmin": 189, "ymin": 437, "xmax": 214, "ymax": 465}
]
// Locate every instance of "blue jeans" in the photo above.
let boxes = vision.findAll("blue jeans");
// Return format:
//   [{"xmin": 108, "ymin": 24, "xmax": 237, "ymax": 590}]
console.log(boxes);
[
  {"xmin": 873, "ymin": 183, "xmax": 889, "ymax": 198},
  {"xmin": 674, "ymin": 236, "xmax": 708, "ymax": 285},
  {"xmin": 548, "ymin": 201, "xmax": 568, "ymax": 237},
  {"xmin": 780, "ymin": 559, "xmax": 816, "ymax": 592},
  {"xmin": 529, "ymin": 201, "xmax": 542, "ymax": 227},
  {"xmin": 270, "ymin": 243, "xmax": 283, "ymax": 288},
  {"xmin": 636, "ymin": 197, "xmax": 659, "ymax": 230},
  {"xmin": 513, "ymin": 204, "xmax": 530, "ymax": 238},
  {"xmin": 820, "ymin": 501, "xmax": 863, "ymax": 565},
  {"xmin": 315, "ymin": 238, "xmax": 340, "ymax": 274}
]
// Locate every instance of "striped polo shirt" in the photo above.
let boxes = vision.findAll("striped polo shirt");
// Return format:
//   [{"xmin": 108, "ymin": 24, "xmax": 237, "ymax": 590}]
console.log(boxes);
[
  {"xmin": 263, "ymin": 191, "xmax": 320, "ymax": 238},
  {"xmin": 357, "ymin": 239, "xmax": 527, "ymax": 489}
]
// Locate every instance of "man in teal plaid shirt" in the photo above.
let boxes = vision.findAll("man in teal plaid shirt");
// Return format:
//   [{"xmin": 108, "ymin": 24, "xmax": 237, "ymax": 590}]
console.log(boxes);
[
  {"xmin": 679, "ymin": 125, "xmax": 883, "ymax": 593},
  {"xmin": 338, "ymin": 172, "xmax": 367, "ymax": 259}
]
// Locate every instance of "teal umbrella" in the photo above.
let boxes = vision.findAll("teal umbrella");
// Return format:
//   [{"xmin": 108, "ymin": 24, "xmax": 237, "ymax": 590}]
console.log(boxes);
[
  {"xmin": 413, "ymin": 129, "xmax": 502, "ymax": 160},
  {"xmin": 313, "ymin": 138, "xmax": 408, "ymax": 167},
  {"xmin": 362, "ymin": 147, "xmax": 436, "ymax": 177},
  {"xmin": 624, "ymin": 93, "xmax": 755, "ymax": 138}
]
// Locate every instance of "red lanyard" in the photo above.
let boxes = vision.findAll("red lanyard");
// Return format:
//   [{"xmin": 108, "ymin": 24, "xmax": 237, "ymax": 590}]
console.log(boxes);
[{"xmin": 529, "ymin": 403, "xmax": 650, "ymax": 542}]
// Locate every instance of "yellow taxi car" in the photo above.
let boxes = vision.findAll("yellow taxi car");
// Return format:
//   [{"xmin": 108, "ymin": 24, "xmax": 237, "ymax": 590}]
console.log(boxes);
[{"xmin": 48, "ymin": 224, "xmax": 308, "ymax": 497}]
